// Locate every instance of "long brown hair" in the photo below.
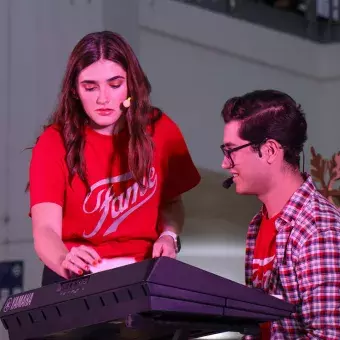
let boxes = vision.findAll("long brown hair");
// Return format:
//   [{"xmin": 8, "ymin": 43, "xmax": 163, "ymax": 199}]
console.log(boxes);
[{"xmin": 43, "ymin": 31, "xmax": 161, "ymax": 191}]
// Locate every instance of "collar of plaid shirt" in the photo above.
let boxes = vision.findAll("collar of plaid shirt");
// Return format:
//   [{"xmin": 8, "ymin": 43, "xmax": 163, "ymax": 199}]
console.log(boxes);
[{"xmin": 245, "ymin": 172, "xmax": 314, "ymax": 287}]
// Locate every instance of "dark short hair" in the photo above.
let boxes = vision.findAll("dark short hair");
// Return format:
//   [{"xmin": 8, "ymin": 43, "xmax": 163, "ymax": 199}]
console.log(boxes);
[{"xmin": 221, "ymin": 89, "xmax": 307, "ymax": 167}]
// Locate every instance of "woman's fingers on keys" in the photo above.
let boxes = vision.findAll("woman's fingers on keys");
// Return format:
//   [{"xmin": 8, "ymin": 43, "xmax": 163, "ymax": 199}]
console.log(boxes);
[
  {"xmin": 70, "ymin": 246, "xmax": 96, "ymax": 265},
  {"xmin": 62, "ymin": 257, "xmax": 84, "ymax": 275},
  {"xmin": 64, "ymin": 250, "xmax": 89, "ymax": 273},
  {"xmin": 78, "ymin": 245, "xmax": 101, "ymax": 264}
]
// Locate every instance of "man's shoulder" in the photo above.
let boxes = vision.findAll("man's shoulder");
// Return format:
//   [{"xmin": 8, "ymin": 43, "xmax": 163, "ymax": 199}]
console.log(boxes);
[
  {"xmin": 293, "ymin": 189, "xmax": 340, "ymax": 242},
  {"xmin": 301, "ymin": 189, "xmax": 340, "ymax": 224}
]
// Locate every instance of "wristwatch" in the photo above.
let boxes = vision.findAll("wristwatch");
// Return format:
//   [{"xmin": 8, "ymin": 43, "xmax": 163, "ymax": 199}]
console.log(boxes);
[{"xmin": 159, "ymin": 231, "xmax": 181, "ymax": 253}]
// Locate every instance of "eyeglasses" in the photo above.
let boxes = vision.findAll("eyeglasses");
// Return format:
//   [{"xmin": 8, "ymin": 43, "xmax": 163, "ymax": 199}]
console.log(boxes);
[{"xmin": 220, "ymin": 142, "xmax": 254, "ymax": 168}]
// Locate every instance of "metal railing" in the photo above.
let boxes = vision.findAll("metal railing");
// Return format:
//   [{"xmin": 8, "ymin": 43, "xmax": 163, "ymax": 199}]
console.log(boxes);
[{"xmin": 174, "ymin": 0, "xmax": 340, "ymax": 43}]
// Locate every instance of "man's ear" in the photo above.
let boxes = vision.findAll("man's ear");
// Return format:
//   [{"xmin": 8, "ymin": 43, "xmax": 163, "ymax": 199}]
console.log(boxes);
[{"xmin": 262, "ymin": 139, "xmax": 282, "ymax": 164}]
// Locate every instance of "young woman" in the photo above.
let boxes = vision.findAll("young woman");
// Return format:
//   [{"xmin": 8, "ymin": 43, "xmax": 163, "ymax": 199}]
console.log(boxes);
[{"xmin": 29, "ymin": 31, "xmax": 200, "ymax": 285}]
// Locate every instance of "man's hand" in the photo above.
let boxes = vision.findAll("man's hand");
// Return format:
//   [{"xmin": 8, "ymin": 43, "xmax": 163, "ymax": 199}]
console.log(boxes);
[{"xmin": 152, "ymin": 235, "xmax": 177, "ymax": 258}]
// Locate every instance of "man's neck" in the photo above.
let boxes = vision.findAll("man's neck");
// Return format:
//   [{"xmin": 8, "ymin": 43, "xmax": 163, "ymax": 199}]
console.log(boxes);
[{"xmin": 259, "ymin": 170, "xmax": 304, "ymax": 219}]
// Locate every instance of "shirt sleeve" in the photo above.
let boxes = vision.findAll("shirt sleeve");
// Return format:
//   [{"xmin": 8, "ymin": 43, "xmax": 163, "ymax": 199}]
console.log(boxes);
[
  {"xmin": 296, "ymin": 228, "xmax": 340, "ymax": 339},
  {"xmin": 29, "ymin": 127, "xmax": 66, "ymax": 209},
  {"xmin": 160, "ymin": 116, "xmax": 201, "ymax": 201}
]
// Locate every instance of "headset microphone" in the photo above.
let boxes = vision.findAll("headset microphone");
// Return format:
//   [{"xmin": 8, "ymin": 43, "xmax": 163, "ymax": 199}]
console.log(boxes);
[
  {"xmin": 222, "ymin": 176, "xmax": 234, "ymax": 189},
  {"xmin": 123, "ymin": 97, "xmax": 131, "ymax": 108}
]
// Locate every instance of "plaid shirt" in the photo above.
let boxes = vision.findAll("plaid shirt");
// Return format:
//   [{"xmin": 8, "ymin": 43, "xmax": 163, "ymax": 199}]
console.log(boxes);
[{"xmin": 243, "ymin": 174, "xmax": 340, "ymax": 339}]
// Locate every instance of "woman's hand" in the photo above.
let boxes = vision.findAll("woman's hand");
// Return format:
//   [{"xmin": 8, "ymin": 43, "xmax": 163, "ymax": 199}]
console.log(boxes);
[
  {"xmin": 152, "ymin": 235, "xmax": 177, "ymax": 259},
  {"xmin": 61, "ymin": 245, "xmax": 101, "ymax": 275}
]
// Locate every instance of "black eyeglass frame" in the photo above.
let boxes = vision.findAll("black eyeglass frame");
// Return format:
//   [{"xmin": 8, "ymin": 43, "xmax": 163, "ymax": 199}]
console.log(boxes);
[
  {"xmin": 220, "ymin": 142, "xmax": 254, "ymax": 168},
  {"xmin": 221, "ymin": 138, "xmax": 269, "ymax": 168}
]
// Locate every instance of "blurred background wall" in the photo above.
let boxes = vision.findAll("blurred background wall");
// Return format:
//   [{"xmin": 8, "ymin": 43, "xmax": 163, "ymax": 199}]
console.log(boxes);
[{"xmin": 0, "ymin": 0, "xmax": 339, "ymax": 338}]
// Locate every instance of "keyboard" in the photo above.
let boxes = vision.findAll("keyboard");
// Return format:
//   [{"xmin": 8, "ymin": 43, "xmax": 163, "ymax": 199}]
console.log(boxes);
[{"xmin": 0, "ymin": 257, "xmax": 294, "ymax": 340}]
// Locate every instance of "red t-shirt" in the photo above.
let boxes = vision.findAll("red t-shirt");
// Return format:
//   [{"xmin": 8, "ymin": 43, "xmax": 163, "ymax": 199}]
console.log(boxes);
[
  {"xmin": 252, "ymin": 210, "xmax": 279, "ymax": 340},
  {"xmin": 29, "ymin": 113, "xmax": 200, "ymax": 261}
]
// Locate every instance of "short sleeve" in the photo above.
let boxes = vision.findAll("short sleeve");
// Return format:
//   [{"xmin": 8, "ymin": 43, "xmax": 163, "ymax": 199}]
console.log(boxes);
[
  {"xmin": 159, "ymin": 115, "xmax": 201, "ymax": 201},
  {"xmin": 29, "ymin": 126, "xmax": 66, "ymax": 208}
]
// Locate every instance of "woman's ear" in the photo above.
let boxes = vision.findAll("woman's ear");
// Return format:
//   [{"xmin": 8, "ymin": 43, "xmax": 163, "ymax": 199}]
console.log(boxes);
[{"xmin": 72, "ymin": 88, "xmax": 79, "ymax": 99}]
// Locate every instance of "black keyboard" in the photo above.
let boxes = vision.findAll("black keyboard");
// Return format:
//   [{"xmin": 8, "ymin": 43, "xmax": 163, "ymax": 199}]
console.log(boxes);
[{"xmin": 0, "ymin": 257, "xmax": 294, "ymax": 340}]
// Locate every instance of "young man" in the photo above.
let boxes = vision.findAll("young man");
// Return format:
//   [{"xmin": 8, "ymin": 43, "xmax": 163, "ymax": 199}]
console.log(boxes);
[{"xmin": 220, "ymin": 90, "xmax": 340, "ymax": 339}]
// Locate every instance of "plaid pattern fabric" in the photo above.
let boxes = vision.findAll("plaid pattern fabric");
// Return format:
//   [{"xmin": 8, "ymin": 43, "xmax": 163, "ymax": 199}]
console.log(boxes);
[{"xmin": 243, "ymin": 174, "xmax": 340, "ymax": 339}]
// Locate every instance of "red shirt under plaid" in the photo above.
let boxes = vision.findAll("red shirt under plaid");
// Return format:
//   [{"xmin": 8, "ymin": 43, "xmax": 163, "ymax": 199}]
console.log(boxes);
[
  {"xmin": 244, "ymin": 174, "xmax": 340, "ymax": 339},
  {"xmin": 252, "ymin": 210, "xmax": 280, "ymax": 339}
]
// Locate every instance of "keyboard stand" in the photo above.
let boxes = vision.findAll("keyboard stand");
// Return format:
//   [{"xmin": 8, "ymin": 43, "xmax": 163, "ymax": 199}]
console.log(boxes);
[
  {"xmin": 170, "ymin": 329, "xmax": 190, "ymax": 340},
  {"xmin": 124, "ymin": 313, "xmax": 260, "ymax": 340}
]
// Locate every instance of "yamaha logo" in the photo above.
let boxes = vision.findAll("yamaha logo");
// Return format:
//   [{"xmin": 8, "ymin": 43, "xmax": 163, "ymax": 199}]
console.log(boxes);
[
  {"xmin": 1, "ymin": 293, "xmax": 34, "ymax": 312},
  {"xmin": 2, "ymin": 298, "xmax": 13, "ymax": 313}
]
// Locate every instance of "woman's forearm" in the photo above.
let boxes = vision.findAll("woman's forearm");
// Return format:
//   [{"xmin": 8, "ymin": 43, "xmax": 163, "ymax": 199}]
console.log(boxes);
[
  {"xmin": 160, "ymin": 195, "xmax": 185, "ymax": 234},
  {"xmin": 33, "ymin": 226, "xmax": 69, "ymax": 278}
]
